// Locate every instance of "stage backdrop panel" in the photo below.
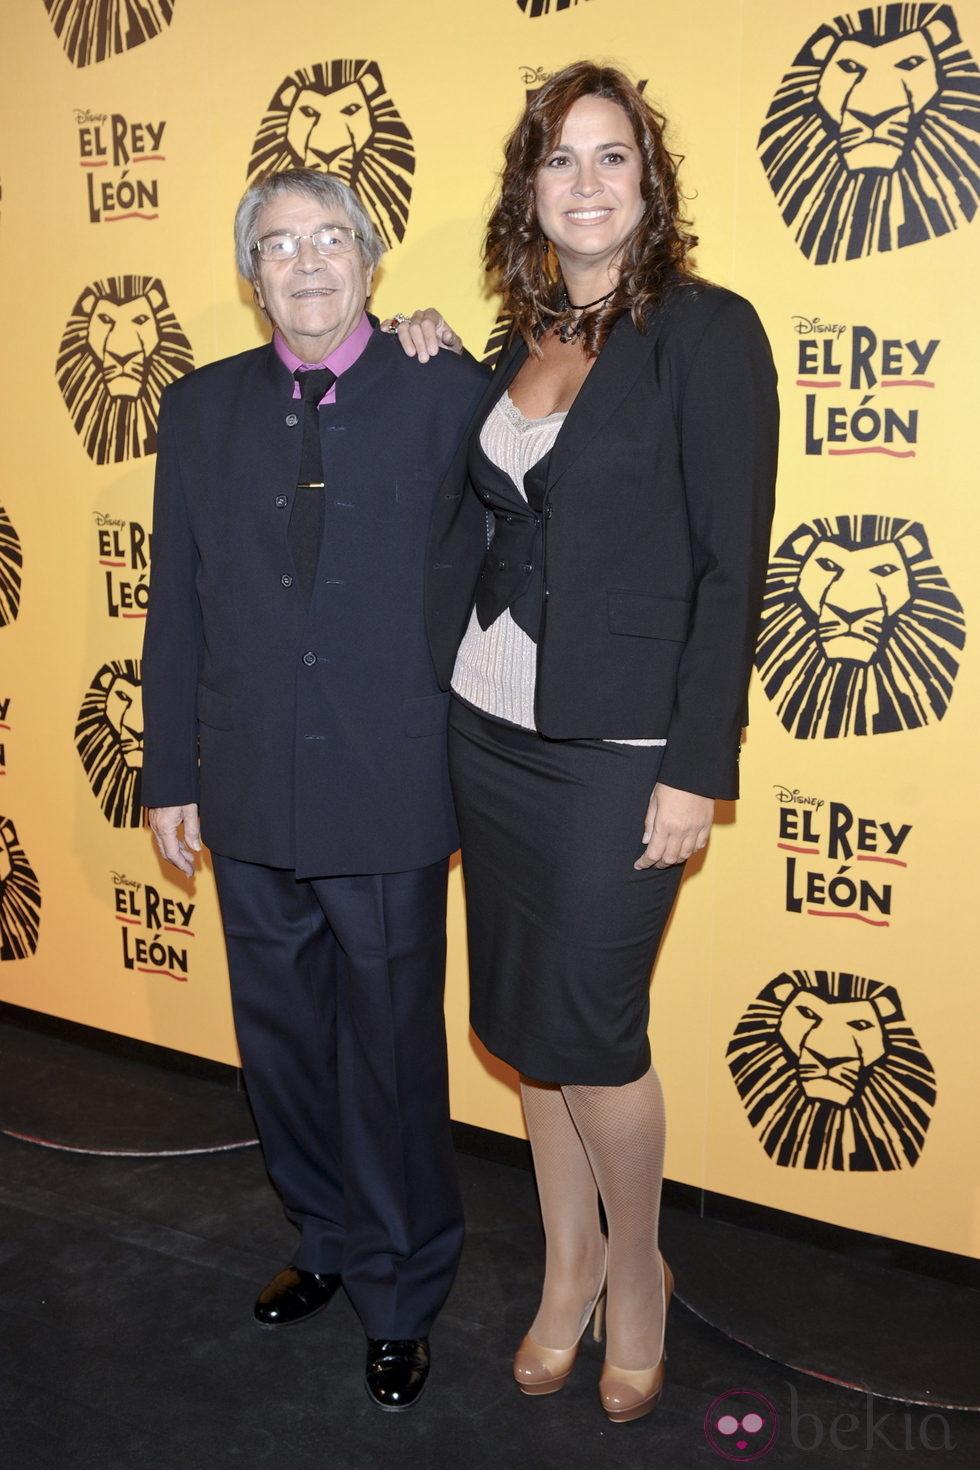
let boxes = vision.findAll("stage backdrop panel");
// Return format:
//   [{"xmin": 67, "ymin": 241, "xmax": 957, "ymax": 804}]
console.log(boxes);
[{"xmin": 1, "ymin": 0, "xmax": 976, "ymax": 1258}]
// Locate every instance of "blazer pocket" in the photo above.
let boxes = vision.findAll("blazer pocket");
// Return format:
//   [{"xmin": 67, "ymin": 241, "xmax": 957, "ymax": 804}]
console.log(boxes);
[
  {"xmin": 404, "ymin": 692, "xmax": 449, "ymax": 737},
  {"xmin": 197, "ymin": 684, "xmax": 236, "ymax": 730},
  {"xmin": 607, "ymin": 591, "xmax": 691, "ymax": 641}
]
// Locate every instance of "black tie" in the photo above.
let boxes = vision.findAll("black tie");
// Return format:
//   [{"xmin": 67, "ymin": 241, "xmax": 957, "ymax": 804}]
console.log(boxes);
[{"xmin": 289, "ymin": 367, "xmax": 336, "ymax": 606}]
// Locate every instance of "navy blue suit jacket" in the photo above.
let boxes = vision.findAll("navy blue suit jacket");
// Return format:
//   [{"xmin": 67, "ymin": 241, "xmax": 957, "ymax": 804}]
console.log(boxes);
[{"xmin": 142, "ymin": 326, "xmax": 488, "ymax": 877}]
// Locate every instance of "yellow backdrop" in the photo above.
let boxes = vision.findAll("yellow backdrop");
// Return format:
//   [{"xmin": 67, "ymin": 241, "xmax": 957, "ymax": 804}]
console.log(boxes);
[{"xmin": 1, "ymin": 0, "xmax": 977, "ymax": 1258}]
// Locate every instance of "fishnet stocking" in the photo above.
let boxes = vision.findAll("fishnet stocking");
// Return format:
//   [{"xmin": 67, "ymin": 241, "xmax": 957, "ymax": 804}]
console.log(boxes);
[{"xmin": 521, "ymin": 1067, "xmax": 667, "ymax": 1370}]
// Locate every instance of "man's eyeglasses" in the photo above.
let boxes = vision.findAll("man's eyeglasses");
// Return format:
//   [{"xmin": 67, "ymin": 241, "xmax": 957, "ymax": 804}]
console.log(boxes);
[{"xmin": 251, "ymin": 227, "xmax": 363, "ymax": 262}]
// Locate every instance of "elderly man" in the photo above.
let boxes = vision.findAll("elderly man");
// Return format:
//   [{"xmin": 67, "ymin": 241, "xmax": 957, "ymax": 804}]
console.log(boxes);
[{"xmin": 142, "ymin": 169, "xmax": 485, "ymax": 1410}]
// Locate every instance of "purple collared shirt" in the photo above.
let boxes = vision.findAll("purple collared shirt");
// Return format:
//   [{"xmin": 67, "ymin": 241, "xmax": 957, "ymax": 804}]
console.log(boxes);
[{"xmin": 273, "ymin": 313, "xmax": 375, "ymax": 404}]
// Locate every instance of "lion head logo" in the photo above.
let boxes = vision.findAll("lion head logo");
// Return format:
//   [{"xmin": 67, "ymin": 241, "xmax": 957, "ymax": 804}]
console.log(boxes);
[
  {"xmin": 43, "ymin": 0, "xmax": 174, "ymax": 68},
  {"xmin": 754, "ymin": 515, "xmax": 965, "ymax": 738},
  {"xmin": 758, "ymin": 4, "xmax": 980, "ymax": 263},
  {"xmin": 246, "ymin": 60, "xmax": 415, "ymax": 248},
  {"xmin": 75, "ymin": 660, "xmax": 143, "ymax": 827},
  {"xmin": 517, "ymin": 0, "xmax": 587, "ymax": 13},
  {"xmin": 0, "ymin": 816, "xmax": 41, "ymax": 961},
  {"xmin": 483, "ymin": 311, "xmax": 516, "ymax": 368},
  {"xmin": 727, "ymin": 970, "xmax": 936, "ymax": 1170},
  {"xmin": 0, "ymin": 506, "xmax": 22, "ymax": 628},
  {"xmin": 56, "ymin": 276, "xmax": 193, "ymax": 465}
]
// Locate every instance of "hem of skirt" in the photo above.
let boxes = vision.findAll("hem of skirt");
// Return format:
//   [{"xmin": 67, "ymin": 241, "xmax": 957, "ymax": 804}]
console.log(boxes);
[{"xmin": 471, "ymin": 1014, "xmax": 651, "ymax": 1088}]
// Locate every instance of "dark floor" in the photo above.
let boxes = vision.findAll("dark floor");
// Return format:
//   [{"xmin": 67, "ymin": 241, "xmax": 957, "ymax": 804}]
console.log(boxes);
[{"xmin": 0, "ymin": 1021, "xmax": 977, "ymax": 1470}]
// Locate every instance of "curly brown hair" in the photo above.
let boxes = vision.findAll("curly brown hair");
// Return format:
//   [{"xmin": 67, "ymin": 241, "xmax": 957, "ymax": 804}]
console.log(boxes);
[{"xmin": 485, "ymin": 62, "xmax": 699, "ymax": 356}]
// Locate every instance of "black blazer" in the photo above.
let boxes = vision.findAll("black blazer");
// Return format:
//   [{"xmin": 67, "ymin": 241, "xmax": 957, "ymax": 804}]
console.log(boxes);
[
  {"xmin": 141, "ymin": 328, "xmax": 488, "ymax": 877},
  {"xmin": 426, "ymin": 285, "xmax": 779, "ymax": 799}
]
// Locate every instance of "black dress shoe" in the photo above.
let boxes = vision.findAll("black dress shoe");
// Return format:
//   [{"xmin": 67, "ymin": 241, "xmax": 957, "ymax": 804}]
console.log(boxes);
[
  {"xmin": 364, "ymin": 1338, "xmax": 430, "ymax": 1411},
  {"xmin": 253, "ymin": 1267, "xmax": 340, "ymax": 1327}
]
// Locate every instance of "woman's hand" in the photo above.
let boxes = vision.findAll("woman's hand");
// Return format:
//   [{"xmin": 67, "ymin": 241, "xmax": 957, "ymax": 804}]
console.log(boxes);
[
  {"xmin": 380, "ymin": 308, "xmax": 463, "ymax": 361},
  {"xmin": 635, "ymin": 783, "xmax": 714, "ymax": 870}
]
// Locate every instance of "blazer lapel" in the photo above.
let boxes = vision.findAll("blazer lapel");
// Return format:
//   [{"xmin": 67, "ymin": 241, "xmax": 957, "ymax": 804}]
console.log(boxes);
[
  {"xmin": 480, "ymin": 335, "xmax": 528, "ymax": 419},
  {"xmin": 546, "ymin": 311, "xmax": 668, "ymax": 493},
  {"xmin": 435, "ymin": 334, "xmax": 528, "ymax": 494}
]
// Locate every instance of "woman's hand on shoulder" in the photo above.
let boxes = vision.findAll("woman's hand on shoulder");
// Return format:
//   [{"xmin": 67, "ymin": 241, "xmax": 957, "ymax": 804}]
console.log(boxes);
[
  {"xmin": 635, "ymin": 782, "xmax": 714, "ymax": 870},
  {"xmin": 380, "ymin": 308, "xmax": 463, "ymax": 361}
]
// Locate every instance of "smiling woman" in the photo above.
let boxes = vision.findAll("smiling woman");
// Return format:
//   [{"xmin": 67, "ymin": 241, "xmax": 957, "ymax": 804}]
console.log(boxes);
[
  {"xmin": 423, "ymin": 59, "xmax": 779, "ymax": 1425},
  {"xmin": 484, "ymin": 60, "xmax": 698, "ymax": 356},
  {"xmin": 532, "ymin": 96, "xmax": 645, "ymax": 283}
]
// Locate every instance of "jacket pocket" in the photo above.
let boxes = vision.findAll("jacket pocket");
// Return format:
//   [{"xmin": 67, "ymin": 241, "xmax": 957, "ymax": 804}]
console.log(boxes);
[
  {"xmin": 403, "ymin": 692, "xmax": 449, "ymax": 737},
  {"xmin": 607, "ymin": 591, "xmax": 691, "ymax": 641},
  {"xmin": 197, "ymin": 685, "xmax": 236, "ymax": 730}
]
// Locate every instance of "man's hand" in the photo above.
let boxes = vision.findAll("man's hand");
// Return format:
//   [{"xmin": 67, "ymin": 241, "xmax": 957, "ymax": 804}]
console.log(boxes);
[
  {"xmin": 148, "ymin": 804, "xmax": 201, "ymax": 879},
  {"xmin": 635, "ymin": 783, "xmax": 714, "ymax": 870},
  {"xmin": 381, "ymin": 308, "xmax": 463, "ymax": 361}
]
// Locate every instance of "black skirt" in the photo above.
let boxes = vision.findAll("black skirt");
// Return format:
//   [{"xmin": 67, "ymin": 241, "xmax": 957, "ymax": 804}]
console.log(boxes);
[{"xmin": 449, "ymin": 698, "xmax": 685, "ymax": 1086}]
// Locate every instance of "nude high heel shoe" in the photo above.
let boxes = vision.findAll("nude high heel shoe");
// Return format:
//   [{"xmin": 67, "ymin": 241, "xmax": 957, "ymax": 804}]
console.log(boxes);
[
  {"xmin": 512, "ymin": 1241, "xmax": 608, "ymax": 1396},
  {"xmin": 599, "ymin": 1258, "xmax": 673, "ymax": 1423}
]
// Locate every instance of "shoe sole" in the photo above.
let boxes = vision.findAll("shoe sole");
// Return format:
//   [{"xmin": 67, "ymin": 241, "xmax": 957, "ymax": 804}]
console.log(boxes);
[
  {"xmin": 603, "ymin": 1388, "xmax": 663, "ymax": 1423},
  {"xmin": 517, "ymin": 1375, "xmax": 570, "ymax": 1396},
  {"xmin": 253, "ymin": 1298, "xmax": 333, "ymax": 1329},
  {"xmin": 364, "ymin": 1379, "xmax": 428, "ymax": 1412}
]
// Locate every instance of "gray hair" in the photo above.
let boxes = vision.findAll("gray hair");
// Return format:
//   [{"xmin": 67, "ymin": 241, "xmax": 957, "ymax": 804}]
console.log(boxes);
[{"xmin": 233, "ymin": 168, "xmax": 386, "ymax": 279}]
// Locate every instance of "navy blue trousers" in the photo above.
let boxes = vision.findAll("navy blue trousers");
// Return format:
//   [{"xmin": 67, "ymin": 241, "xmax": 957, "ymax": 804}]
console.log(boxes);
[{"xmin": 211, "ymin": 853, "xmax": 462, "ymax": 1339}]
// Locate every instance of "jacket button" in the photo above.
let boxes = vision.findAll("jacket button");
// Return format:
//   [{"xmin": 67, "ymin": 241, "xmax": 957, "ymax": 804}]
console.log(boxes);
[
  {"xmin": 522, "ymin": 563, "xmax": 533, "ymax": 573},
  {"xmin": 303, "ymin": 651, "xmax": 317, "ymax": 666},
  {"xmin": 281, "ymin": 573, "xmax": 293, "ymax": 587},
  {"xmin": 544, "ymin": 586, "xmax": 551, "ymax": 600},
  {"xmin": 275, "ymin": 495, "xmax": 288, "ymax": 508},
  {"xmin": 546, "ymin": 506, "xmax": 553, "ymax": 519},
  {"xmin": 505, "ymin": 515, "xmax": 514, "ymax": 524},
  {"xmin": 286, "ymin": 413, "xmax": 299, "ymax": 427},
  {"xmin": 497, "ymin": 559, "xmax": 506, "ymax": 570}
]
